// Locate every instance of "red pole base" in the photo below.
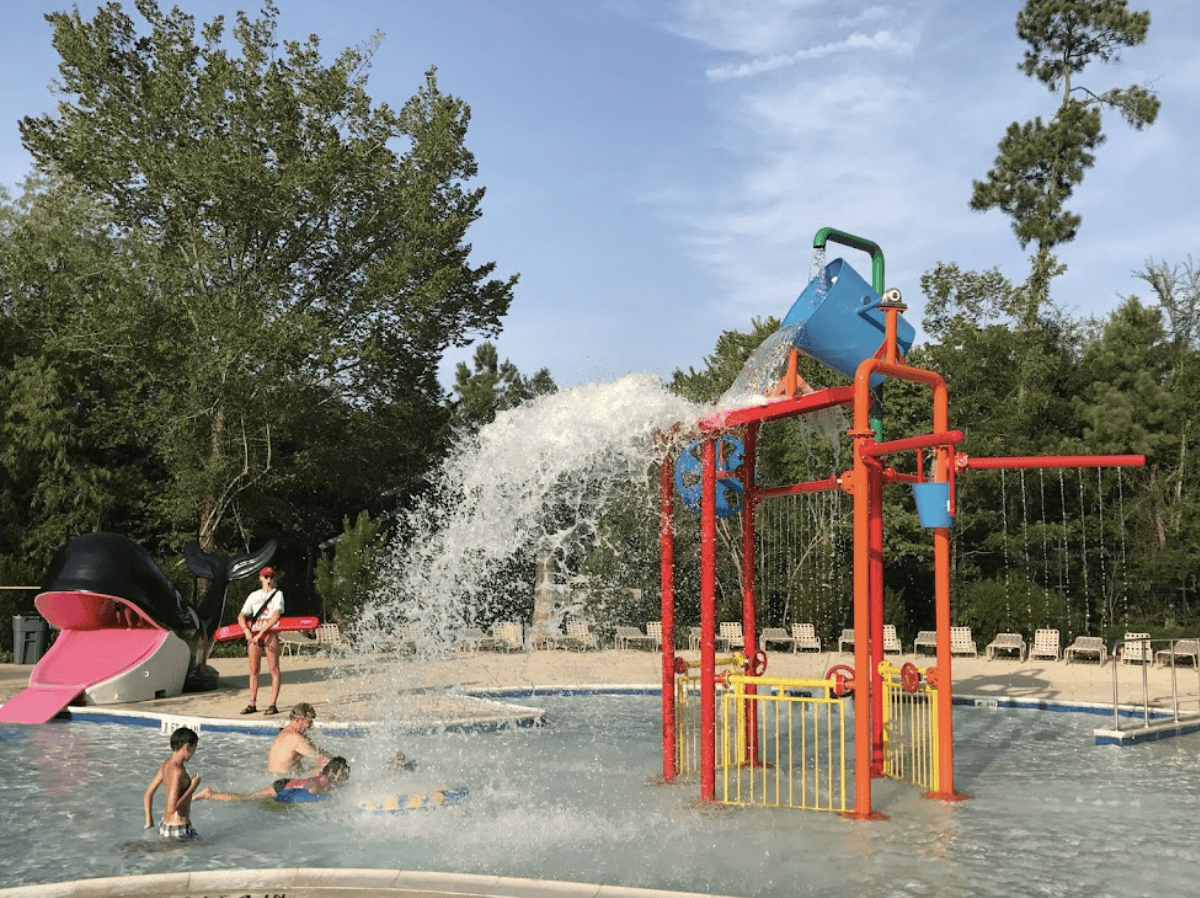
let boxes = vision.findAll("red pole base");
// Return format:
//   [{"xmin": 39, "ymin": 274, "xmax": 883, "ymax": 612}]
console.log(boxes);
[
  {"xmin": 841, "ymin": 809, "xmax": 889, "ymax": 821},
  {"xmin": 922, "ymin": 790, "xmax": 972, "ymax": 803}
]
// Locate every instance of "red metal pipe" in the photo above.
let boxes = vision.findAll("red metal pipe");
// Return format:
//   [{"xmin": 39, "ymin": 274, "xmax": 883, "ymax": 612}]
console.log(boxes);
[
  {"xmin": 754, "ymin": 475, "xmax": 842, "ymax": 501},
  {"xmin": 659, "ymin": 454, "xmax": 677, "ymax": 782},
  {"xmin": 955, "ymin": 453, "xmax": 1145, "ymax": 471},
  {"xmin": 859, "ymin": 430, "xmax": 965, "ymax": 459}
]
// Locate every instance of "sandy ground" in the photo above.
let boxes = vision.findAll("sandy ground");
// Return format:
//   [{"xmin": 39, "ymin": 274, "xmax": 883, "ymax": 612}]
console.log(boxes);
[{"xmin": 4, "ymin": 642, "xmax": 1196, "ymax": 726}]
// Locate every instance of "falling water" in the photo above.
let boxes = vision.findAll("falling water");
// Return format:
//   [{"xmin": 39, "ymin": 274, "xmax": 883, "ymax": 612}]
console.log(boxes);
[{"xmin": 354, "ymin": 374, "xmax": 706, "ymax": 673}]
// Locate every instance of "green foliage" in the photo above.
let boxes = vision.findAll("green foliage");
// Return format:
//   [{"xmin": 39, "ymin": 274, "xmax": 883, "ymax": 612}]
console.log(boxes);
[
  {"xmin": 314, "ymin": 510, "xmax": 389, "ymax": 624},
  {"xmin": 972, "ymin": 0, "xmax": 1159, "ymax": 319},
  {"xmin": 449, "ymin": 341, "xmax": 557, "ymax": 436},
  {"xmin": 0, "ymin": 2, "xmax": 516, "ymax": 570}
]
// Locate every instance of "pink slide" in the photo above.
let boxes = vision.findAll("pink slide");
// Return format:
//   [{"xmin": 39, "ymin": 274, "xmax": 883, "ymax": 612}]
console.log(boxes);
[{"xmin": 0, "ymin": 591, "xmax": 190, "ymax": 724}]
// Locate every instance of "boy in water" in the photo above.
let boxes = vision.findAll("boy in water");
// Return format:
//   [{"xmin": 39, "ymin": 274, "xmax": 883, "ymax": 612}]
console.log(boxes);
[
  {"xmin": 144, "ymin": 727, "xmax": 202, "ymax": 839},
  {"xmin": 197, "ymin": 756, "xmax": 350, "ymax": 803}
]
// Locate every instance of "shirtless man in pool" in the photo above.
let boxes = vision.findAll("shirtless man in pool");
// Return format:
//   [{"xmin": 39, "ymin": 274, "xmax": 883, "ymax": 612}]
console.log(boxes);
[
  {"xmin": 144, "ymin": 727, "xmax": 202, "ymax": 839},
  {"xmin": 267, "ymin": 702, "xmax": 331, "ymax": 777}
]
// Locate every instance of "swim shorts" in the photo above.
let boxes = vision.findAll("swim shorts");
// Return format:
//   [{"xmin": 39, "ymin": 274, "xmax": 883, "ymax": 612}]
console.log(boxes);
[{"xmin": 158, "ymin": 820, "xmax": 200, "ymax": 840}]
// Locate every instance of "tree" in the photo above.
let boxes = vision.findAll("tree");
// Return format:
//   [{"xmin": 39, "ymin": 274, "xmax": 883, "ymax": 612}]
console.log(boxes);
[
  {"xmin": 10, "ymin": 1, "xmax": 516, "ymax": 555},
  {"xmin": 970, "ymin": 0, "xmax": 1159, "ymax": 324},
  {"xmin": 314, "ymin": 510, "xmax": 388, "ymax": 624},
  {"xmin": 449, "ymin": 341, "xmax": 556, "ymax": 435}
]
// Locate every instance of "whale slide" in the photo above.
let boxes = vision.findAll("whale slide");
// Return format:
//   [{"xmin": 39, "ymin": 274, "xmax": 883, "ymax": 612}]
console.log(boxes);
[{"xmin": 0, "ymin": 590, "xmax": 190, "ymax": 725}]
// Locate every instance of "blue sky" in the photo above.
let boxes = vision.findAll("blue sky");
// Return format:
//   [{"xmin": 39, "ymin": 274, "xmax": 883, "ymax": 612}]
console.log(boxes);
[{"xmin": 2, "ymin": 1, "xmax": 1197, "ymax": 391}]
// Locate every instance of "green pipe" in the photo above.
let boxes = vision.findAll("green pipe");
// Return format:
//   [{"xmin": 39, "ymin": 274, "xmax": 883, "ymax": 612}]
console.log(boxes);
[
  {"xmin": 812, "ymin": 227, "xmax": 885, "ymax": 295},
  {"xmin": 813, "ymin": 227, "xmax": 886, "ymax": 439}
]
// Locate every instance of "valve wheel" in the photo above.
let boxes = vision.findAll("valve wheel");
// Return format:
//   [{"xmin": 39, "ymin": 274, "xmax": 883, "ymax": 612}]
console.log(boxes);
[
  {"xmin": 673, "ymin": 656, "xmax": 689, "ymax": 676},
  {"xmin": 824, "ymin": 663, "xmax": 855, "ymax": 697},
  {"xmin": 900, "ymin": 662, "xmax": 921, "ymax": 694},
  {"xmin": 746, "ymin": 650, "xmax": 768, "ymax": 676},
  {"xmin": 925, "ymin": 666, "xmax": 939, "ymax": 689}
]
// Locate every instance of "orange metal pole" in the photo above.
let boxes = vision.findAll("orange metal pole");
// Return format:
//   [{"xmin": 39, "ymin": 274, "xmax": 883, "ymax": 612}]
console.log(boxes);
[
  {"xmin": 740, "ymin": 425, "xmax": 760, "ymax": 767},
  {"xmin": 847, "ymin": 423, "xmax": 881, "ymax": 819},
  {"xmin": 869, "ymin": 460, "xmax": 885, "ymax": 777}
]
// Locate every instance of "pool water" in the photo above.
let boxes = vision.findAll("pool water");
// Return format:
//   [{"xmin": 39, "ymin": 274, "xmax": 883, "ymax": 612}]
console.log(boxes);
[{"xmin": 2, "ymin": 695, "xmax": 1198, "ymax": 897}]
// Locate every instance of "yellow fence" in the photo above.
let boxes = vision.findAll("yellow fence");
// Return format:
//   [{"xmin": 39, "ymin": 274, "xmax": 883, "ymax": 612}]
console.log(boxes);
[
  {"xmin": 674, "ymin": 672, "xmax": 703, "ymax": 776},
  {"xmin": 719, "ymin": 675, "xmax": 848, "ymax": 812},
  {"xmin": 878, "ymin": 660, "xmax": 939, "ymax": 792}
]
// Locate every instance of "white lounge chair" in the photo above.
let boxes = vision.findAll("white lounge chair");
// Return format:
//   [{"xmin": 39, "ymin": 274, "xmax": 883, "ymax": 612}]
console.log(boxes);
[
  {"xmin": 949, "ymin": 627, "xmax": 978, "ymax": 658},
  {"xmin": 1121, "ymin": 632, "xmax": 1152, "ymax": 665},
  {"xmin": 718, "ymin": 622, "xmax": 744, "ymax": 652},
  {"xmin": 1029, "ymin": 629, "xmax": 1061, "ymax": 662},
  {"xmin": 279, "ymin": 630, "xmax": 316, "ymax": 657},
  {"xmin": 688, "ymin": 626, "xmax": 701, "ymax": 651},
  {"xmin": 459, "ymin": 627, "xmax": 497, "ymax": 652},
  {"xmin": 1155, "ymin": 638, "xmax": 1200, "ymax": 668},
  {"xmin": 791, "ymin": 623, "xmax": 822, "ymax": 653},
  {"xmin": 913, "ymin": 630, "xmax": 937, "ymax": 656},
  {"xmin": 883, "ymin": 624, "xmax": 902, "ymax": 655},
  {"xmin": 614, "ymin": 625, "xmax": 657, "ymax": 651},
  {"xmin": 645, "ymin": 621, "xmax": 664, "ymax": 651},
  {"xmin": 760, "ymin": 627, "xmax": 796, "ymax": 652},
  {"xmin": 563, "ymin": 620, "xmax": 599, "ymax": 650},
  {"xmin": 838, "ymin": 629, "xmax": 855, "ymax": 653},
  {"xmin": 315, "ymin": 623, "xmax": 348, "ymax": 654},
  {"xmin": 986, "ymin": 632, "xmax": 1027, "ymax": 662},
  {"xmin": 1064, "ymin": 635, "xmax": 1107, "ymax": 665},
  {"xmin": 490, "ymin": 621, "xmax": 525, "ymax": 652}
]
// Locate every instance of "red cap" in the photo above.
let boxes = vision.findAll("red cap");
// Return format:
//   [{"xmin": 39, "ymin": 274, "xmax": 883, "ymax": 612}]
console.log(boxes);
[{"xmin": 260, "ymin": 566, "xmax": 276, "ymax": 577}]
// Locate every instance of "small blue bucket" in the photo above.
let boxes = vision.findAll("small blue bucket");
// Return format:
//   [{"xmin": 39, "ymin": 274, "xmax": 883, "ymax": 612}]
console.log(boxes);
[{"xmin": 912, "ymin": 481, "xmax": 953, "ymax": 528}]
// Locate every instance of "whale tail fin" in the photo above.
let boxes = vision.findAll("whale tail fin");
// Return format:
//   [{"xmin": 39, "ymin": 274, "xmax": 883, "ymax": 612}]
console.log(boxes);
[{"xmin": 185, "ymin": 539, "xmax": 278, "ymax": 638}]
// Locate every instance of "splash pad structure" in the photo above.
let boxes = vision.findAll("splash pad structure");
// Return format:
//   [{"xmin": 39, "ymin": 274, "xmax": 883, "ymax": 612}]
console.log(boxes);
[{"xmin": 658, "ymin": 227, "xmax": 1145, "ymax": 818}]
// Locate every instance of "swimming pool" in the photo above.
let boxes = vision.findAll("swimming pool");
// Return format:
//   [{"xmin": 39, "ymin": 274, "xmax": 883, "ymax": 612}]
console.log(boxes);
[{"xmin": 2, "ymin": 695, "xmax": 1198, "ymax": 897}]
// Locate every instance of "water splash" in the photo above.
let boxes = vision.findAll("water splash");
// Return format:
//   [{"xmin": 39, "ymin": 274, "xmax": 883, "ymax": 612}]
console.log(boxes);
[{"xmin": 354, "ymin": 373, "xmax": 706, "ymax": 660}]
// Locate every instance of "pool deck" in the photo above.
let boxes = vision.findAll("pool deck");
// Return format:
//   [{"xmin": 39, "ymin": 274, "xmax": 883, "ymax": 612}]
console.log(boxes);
[{"xmin": 3, "ymin": 644, "xmax": 1194, "ymax": 731}]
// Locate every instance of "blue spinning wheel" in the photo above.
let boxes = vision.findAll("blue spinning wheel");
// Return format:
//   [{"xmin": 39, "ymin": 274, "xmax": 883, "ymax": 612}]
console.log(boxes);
[{"xmin": 674, "ymin": 436, "xmax": 745, "ymax": 518}]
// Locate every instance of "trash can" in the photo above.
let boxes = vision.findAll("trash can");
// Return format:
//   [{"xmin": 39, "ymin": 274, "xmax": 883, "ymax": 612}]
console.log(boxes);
[{"xmin": 12, "ymin": 615, "xmax": 49, "ymax": 665}]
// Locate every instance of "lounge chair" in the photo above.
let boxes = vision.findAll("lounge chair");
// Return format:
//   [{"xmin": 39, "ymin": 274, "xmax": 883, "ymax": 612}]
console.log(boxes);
[
  {"xmin": 396, "ymin": 623, "xmax": 422, "ymax": 654},
  {"xmin": 1155, "ymin": 638, "xmax": 1200, "ymax": 668},
  {"xmin": 913, "ymin": 630, "xmax": 937, "ymax": 656},
  {"xmin": 1029, "ymin": 629, "xmax": 1061, "ymax": 662},
  {"xmin": 459, "ymin": 627, "xmax": 497, "ymax": 652},
  {"xmin": 563, "ymin": 620, "xmax": 599, "ymax": 651},
  {"xmin": 1064, "ymin": 635, "xmax": 1107, "ymax": 665},
  {"xmin": 614, "ymin": 625, "xmax": 657, "ymax": 651},
  {"xmin": 490, "ymin": 621, "xmax": 525, "ymax": 652},
  {"xmin": 883, "ymin": 624, "xmax": 902, "ymax": 655},
  {"xmin": 688, "ymin": 626, "xmax": 701, "ymax": 651},
  {"xmin": 760, "ymin": 627, "xmax": 796, "ymax": 652},
  {"xmin": 791, "ymin": 623, "xmax": 822, "ymax": 653},
  {"xmin": 315, "ymin": 623, "xmax": 348, "ymax": 654},
  {"xmin": 1121, "ymin": 632, "xmax": 1152, "ymax": 664},
  {"xmin": 838, "ymin": 629, "xmax": 854, "ymax": 653},
  {"xmin": 645, "ymin": 621, "xmax": 664, "ymax": 651},
  {"xmin": 279, "ymin": 630, "xmax": 316, "ymax": 657},
  {"xmin": 986, "ymin": 632, "xmax": 1027, "ymax": 661},
  {"xmin": 718, "ymin": 622, "xmax": 744, "ymax": 652},
  {"xmin": 949, "ymin": 627, "xmax": 978, "ymax": 658}
]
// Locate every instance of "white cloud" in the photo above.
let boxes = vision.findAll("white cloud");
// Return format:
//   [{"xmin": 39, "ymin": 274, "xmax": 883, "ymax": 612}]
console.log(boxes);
[{"xmin": 706, "ymin": 29, "xmax": 916, "ymax": 82}]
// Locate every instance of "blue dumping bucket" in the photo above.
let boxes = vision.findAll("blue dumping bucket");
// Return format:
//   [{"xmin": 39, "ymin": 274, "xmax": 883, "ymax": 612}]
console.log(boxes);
[
  {"xmin": 912, "ymin": 481, "xmax": 953, "ymax": 528},
  {"xmin": 781, "ymin": 258, "xmax": 915, "ymax": 387}
]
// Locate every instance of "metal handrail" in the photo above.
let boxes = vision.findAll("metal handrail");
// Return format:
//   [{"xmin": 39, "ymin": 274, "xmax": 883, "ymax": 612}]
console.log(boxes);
[{"xmin": 1110, "ymin": 635, "xmax": 1200, "ymax": 731}]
